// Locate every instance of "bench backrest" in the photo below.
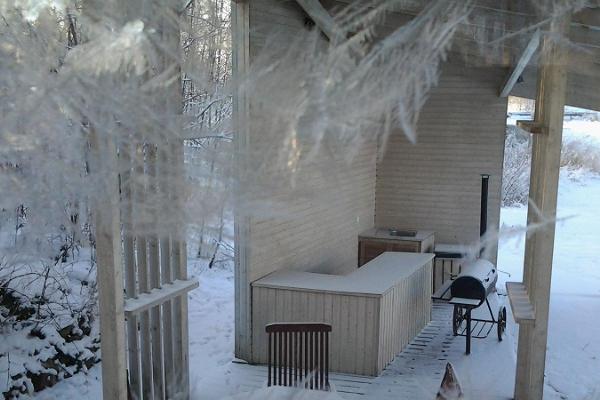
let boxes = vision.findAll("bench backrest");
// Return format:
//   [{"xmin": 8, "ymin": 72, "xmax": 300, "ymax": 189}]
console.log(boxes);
[{"xmin": 266, "ymin": 323, "xmax": 331, "ymax": 390}]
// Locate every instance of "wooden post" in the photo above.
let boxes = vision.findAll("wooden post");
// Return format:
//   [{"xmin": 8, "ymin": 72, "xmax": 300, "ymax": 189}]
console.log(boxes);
[
  {"xmin": 91, "ymin": 130, "xmax": 128, "ymax": 400},
  {"xmin": 171, "ymin": 139, "xmax": 190, "ymax": 398},
  {"xmin": 135, "ymin": 144, "xmax": 154, "ymax": 400},
  {"xmin": 514, "ymin": 15, "xmax": 570, "ymax": 400},
  {"xmin": 122, "ymin": 142, "xmax": 142, "ymax": 399},
  {"xmin": 146, "ymin": 145, "xmax": 165, "ymax": 399},
  {"xmin": 160, "ymin": 145, "xmax": 175, "ymax": 397},
  {"xmin": 232, "ymin": 0, "xmax": 252, "ymax": 362}
]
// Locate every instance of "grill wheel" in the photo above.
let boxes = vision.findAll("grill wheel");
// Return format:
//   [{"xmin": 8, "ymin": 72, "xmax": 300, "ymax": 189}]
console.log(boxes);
[
  {"xmin": 452, "ymin": 305, "xmax": 464, "ymax": 336},
  {"xmin": 497, "ymin": 306, "xmax": 507, "ymax": 341}
]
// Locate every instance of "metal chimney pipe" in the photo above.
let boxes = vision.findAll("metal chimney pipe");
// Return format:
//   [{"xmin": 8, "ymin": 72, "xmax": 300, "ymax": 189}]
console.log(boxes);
[
  {"xmin": 480, "ymin": 174, "xmax": 490, "ymax": 238},
  {"xmin": 479, "ymin": 174, "xmax": 490, "ymax": 257}
]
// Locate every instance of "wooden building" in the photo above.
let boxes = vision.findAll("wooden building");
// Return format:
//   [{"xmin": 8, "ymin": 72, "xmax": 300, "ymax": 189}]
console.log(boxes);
[{"xmin": 231, "ymin": 1, "xmax": 600, "ymax": 399}]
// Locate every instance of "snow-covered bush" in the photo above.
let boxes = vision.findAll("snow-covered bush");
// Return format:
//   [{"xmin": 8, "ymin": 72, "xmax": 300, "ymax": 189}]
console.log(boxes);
[
  {"xmin": 561, "ymin": 136, "xmax": 600, "ymax": 173},
  {"xmin": 502, "ymin": 120, "xmax": 600, "ymax": 207},
  {"xmin": 502, "ymin": 125, "xmax": 531, "ymax": 206},
  {"xmin": 0, "ymin": 254, "xmax": 99, "ymax": 398}
]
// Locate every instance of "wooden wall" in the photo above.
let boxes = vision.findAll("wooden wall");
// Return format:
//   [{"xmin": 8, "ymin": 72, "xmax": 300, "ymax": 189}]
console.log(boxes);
[
  {"xmin": 243, "ymin": 0, "xmax": 377, "ymax": 281},
  {"xmin": 375, "ymin": 65, "xmax": 508, "ymax": 251},
  {"xmin": 235, "ymin": 0, "xmax": 377, "ymax": 359}
]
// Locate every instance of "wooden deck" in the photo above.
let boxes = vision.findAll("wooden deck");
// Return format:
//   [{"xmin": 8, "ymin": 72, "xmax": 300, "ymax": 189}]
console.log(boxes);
[{"xmin": 203, "ymin": 295, "xmax": 515, "ymax": 399}]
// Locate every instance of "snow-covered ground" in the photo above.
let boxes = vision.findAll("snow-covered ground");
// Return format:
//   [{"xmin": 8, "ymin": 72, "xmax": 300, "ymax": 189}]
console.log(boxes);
[
  {"xmin": 187, "ymin": 262, "xmax": 235, "ymax": 398},
  {"xmin": 498, "ymin": 171, "xmax": 600, "ymax": 400},
  {"xmin": 38, "ymin": 119, "xmax": 600, "ymax": 399},
  {"xmin": 33, "ymin": 259, "xmax": 237, "ymax": 400},
  {"xmin": 564, "ymin": 120, "xmax": 600, "ymax": 146}
]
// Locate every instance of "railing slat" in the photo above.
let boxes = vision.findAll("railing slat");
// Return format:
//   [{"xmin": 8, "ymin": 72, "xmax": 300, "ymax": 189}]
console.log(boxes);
[
  {"xmin": 283, "ymin": 331, "xmax": 288, "ymax": 386},
  {"xmin": 294, "ymin": 331, "xmax": 298, "ymax": 386},
  {"xmin": 268, "ymin": 333, "xmax": 272, "ymax": 387},
  {"xmin": 278, "ymin": 331, "xmax": 282, "ymax": 385},
  {"xmin": 288, "ymin": 332, "xmax": 293, "ymax": 386},
  {"xmin": 325, "ymin": 331, "xmax": 329, "ymax": 390},
  {"xmin": 319, "ymin": 331, "xmax": 324, "ymax": 389},
  {"xmin": 304, "ymin": 331, "xmax": 308, "ymax": 388}
]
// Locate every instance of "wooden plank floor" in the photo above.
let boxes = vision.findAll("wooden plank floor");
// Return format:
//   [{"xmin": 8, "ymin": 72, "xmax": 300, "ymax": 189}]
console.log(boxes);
[
  {"xmin": 362, "ymin": 303, "xmax": 469, "ymax": 399},
  {"xmin": 207, "ymin": 294, "xmax": 515, "ymax": 399},
  {"xmin": 363, "ymin": 296, "xmax": 515, "ymax": 400},
  {"xmin": 228, "ymin": 363, "xmax": 375, "ymax": 398}
]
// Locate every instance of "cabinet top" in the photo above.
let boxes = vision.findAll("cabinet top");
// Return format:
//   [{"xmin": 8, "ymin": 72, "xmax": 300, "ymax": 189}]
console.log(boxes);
[
  {"xmin": 359, "ymin": 227, "xmax": 435, "ymax": 242},
  {"xmin": 252, "ymin": 252, "xmax": 435, "ymax": 296}
]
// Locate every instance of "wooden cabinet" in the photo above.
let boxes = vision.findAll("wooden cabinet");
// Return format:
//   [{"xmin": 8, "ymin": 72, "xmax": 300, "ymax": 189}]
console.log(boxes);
[
  {"xmin": 358, "ymin": 228, "xmax": 435, "ymax": 267},
  {"xmin": 251, "ymin": 253, "xmax": 434, "ymax": 376}
]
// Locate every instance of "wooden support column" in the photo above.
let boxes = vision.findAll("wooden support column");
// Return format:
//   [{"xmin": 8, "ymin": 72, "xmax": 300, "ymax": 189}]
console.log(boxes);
[
  {"xmin": 134, "ymin": 145, "xmax": 154, "ymax": 399},
  {"xmin": 232, "ymin": 0, "xmax": 252, "ymax": 362},
  {"xmin": 147, "ymin": 145, "xmax": 165, "ymax": 399},
  {"xmin": 91, "ymin": 131, "xmax": 128, "ymax": 400},
  {"xmin": 122, "ymin": 142, "xmax": 142, "ymax": 399},
  {"xmin": 171, "ymin": 139, "xmax": 190, "ymax": 398},
  {"xmin": 513, "ymin": 15, "xmax": 570, "ymax": 400}
]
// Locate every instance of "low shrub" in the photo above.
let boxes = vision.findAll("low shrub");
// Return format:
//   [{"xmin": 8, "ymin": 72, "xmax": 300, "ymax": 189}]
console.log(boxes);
[{"xmin": 501, "ymin": 122, "xmax": 600, "ymax": 207}]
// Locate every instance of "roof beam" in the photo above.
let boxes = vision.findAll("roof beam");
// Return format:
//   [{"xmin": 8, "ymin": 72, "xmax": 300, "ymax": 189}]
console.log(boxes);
[
  {"xmin": 295, "ymin": 0, "xmax": 343, "ymax": 43},
  {"xmin": 573, "ymin": 6, "xmax": 600, "ymax": 28},
  {"xmin": 499, "ymin": 29, "xmax": 541, "ymax": 97}
]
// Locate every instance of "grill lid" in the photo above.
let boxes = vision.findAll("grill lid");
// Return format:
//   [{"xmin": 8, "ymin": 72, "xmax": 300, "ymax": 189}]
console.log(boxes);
[{"xmin": 450, "ymin": 259, "xmax": 498, "ymax": 304}]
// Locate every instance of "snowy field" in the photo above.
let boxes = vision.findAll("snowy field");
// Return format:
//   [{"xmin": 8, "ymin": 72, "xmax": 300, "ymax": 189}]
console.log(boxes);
[
  {"xmin": 498, "ymin": 171, "xmax": 600, "ymax": 400},
  {"xmin": 38, "ymin": 119, "xmax": 600, "ymax": 399}
]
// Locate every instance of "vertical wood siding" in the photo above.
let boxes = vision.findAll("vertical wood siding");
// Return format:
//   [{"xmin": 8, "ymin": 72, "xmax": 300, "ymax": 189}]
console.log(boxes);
[
  {"xmin": 375, "ymin": 66, "xmax": 508, "ymax": 252},
  {"xmin": 245, "ymin": 0, "xmax": 377, "ymax": 281}
]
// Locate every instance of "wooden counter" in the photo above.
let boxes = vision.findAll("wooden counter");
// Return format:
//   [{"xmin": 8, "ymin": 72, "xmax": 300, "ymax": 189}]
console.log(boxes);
[
  {"xmin": 251, "ymin": 252, "xmax": 434, "ymax": 376},
  {"xmin": 358, "ymin": 228, "xmax": 435, "ymax": 266}
]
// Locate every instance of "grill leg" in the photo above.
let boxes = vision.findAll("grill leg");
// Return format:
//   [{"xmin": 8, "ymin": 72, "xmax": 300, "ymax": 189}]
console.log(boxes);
[
  {"xmin": 485, "ymin": 298, "xmax": 495, "ymax": 322},
  {"xmin": 466, "ymin": 309, "xmax": 472, "ymax": 355}
]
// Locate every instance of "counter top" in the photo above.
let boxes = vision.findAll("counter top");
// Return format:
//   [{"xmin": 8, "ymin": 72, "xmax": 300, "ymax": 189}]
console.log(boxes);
[
  {"xmin": 434, "ymin": 243, "xmax": 469, "ymax": 256},
  {"xmin": 252, "ymin": 252, "xmax": 435, "ymax": 296},
  {"xmin": 359, "ymin": 228, "xmax": 435, "ymax": 242}
]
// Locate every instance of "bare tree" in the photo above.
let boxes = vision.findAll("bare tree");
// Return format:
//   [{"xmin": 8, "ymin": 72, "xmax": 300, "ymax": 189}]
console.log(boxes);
[{"xmin": 182, "ymin": 0, "xmax": 233, "ymax": 262}]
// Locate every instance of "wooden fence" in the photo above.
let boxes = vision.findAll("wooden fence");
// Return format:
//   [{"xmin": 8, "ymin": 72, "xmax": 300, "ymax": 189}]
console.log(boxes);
[{"xmin": 95, "ymin": 138, "xmax": 197, "ymax": 400}]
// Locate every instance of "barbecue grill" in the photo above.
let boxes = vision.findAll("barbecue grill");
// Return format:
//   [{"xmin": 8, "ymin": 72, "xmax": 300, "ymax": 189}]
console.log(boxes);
[
  {"xmin": 450, "ymin": 259, "xmax": 498, "ymax": 305},
  {"xmin": 432, "ymin": 175, "xmax": 507, "ymax": 354}
]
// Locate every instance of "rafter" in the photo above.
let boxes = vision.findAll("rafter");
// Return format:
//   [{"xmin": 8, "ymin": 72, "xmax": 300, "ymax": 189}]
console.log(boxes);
[
  {"xmin": 499, "ymin": 29, "xmax": 541, "ymax": 97},
  {"xmin": 295, "ymin": 0, "xmax": 344, "ymax": 43}
]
